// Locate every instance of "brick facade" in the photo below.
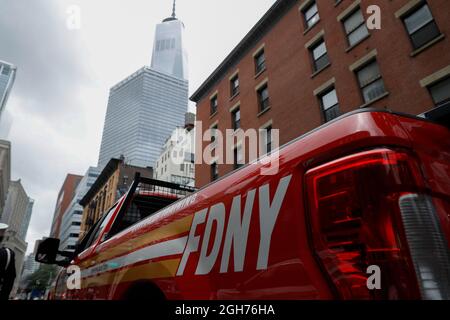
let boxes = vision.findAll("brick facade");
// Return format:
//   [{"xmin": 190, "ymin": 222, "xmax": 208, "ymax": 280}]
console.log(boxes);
[{"xmin": 191, "ymin": 0, "xmax": 450, "ymax": 188}]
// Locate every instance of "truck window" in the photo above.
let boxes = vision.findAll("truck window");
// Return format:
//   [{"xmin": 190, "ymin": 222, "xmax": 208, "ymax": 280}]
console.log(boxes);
[
  {"xmin": 106, "ymin": 175, "xmax": 196, "ymax": 240},
  {"xmin": 75, "ymin": 204, "xmax": 117, "ymax": 254},
  {"xmin": 108, "ymin": 194, "xmax": 177, "ymax": 238},
  {"xmin": 89, "ymin": 203, "xmax": 118, "ymax": 244}
]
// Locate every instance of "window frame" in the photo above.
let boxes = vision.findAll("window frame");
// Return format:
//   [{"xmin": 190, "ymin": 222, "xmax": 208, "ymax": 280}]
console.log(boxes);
[
  {"xmin": 303, "ymin": 1, "xmax": 320, "ymax": 29},
  {"xmin": 257, "ymin": 84, "xmax": 270, "ymax": 112},
  {"xmin": 230, "ymin": 74, "xmax": 240, "ymax": 97},
  {"xmin": 210, "ymin": 95, "xmax": 218, "ymax": 115},
  {"xmin": 265, "ymin": 125, "xmax": 273, "ymax": 154},
  {"xmin": 342, "ymin": 8, "xmax": 369, "ymax": 47},
  {"xmin": 310, "ymin": 38, "xmax": 330, "ymax": 72},
  {"xmin": 232, "ymin": 108, "xmax": 241, "ymax": 130},
  {"xmin": 254, "ymin": 49, "xmax": 266, "ymax": 74},
  {"xmin": 402, "ymin": 3, "xmax": 441, "ymax": 50},
  {"xmin": 318, "ymin": 87, "xmax": 340, "ymax": 122},
  {"xmin": 233, "ymin": 145, "xmax": 244, "ymax": 170},
  {"xmin": 355, "ymin": 60, "xmax": 387, "ymax": 104},
  {"xmin": 211, "ymin": 162, "xmax": 219, "ymax": 181},
  {"xmin": 428, "ymin": 76, "xmax": 450, "ymax": 107}
]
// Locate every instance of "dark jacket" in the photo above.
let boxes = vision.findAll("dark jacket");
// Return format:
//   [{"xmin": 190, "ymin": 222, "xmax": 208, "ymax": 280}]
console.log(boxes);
[{"xmin": 0, "ymin": 247, "xmax": 16, "ymax": 300}]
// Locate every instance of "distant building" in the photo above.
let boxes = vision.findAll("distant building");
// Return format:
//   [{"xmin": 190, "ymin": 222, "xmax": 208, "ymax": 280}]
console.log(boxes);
[
  {"xmin": 0, "ymin": 60, "xmax": 17, "ymax": 123},
  {"xmin": 155, "ymin": 112, "xmax": 195, "ymax": 187},
  {"xmin": 20, "ymin": 253, "xmax": 40, "ymax": 280},
  {"xmin": 0, "ymin": 140, "xmax": 10, "ymax": 218},
  {"xmin": 59, "ymin": 167, "xmax": 100, "ymax": 251},
  {"xmin": 97, "ymin": 3, "xmax": 189, "ymax": 170},
  {"xmin": 0, "ymin": 180, "xmax": 30, "ymax": 295},
  {"xmin": 18, "ymin": 198, "xmax": 34, "ymax": 240},
  {"xmin": 79, "ymin": 159, "xmax": 153, "ymax": 238},
  {"xmin": 50, "ymin": 174, "xmax": 83, "ymax": 238}
]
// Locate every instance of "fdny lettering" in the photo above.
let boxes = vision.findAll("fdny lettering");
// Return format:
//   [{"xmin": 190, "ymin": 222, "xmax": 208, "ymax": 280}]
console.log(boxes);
[{"xmin": 177, "ymin": 175, "xmax": 292, "ymax": 276}]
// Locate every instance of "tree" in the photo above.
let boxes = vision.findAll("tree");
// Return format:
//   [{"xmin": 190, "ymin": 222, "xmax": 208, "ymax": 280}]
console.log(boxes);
[{"xmin": 26, "ymin": 264, "xmax": 59, "ymax": 292}]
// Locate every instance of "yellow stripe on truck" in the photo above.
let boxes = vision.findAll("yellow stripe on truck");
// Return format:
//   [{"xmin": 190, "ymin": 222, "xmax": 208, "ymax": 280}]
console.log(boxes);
[
  {"xmin": 81, "ymin": 215, "xmax": 193, "ymax": 269},
  {"xmin": 81, "ymin": 258, "xmax": 181, "ymax": 289}
]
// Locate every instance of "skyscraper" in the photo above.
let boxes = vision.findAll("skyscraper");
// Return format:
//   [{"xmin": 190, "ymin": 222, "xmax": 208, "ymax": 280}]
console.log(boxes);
[
  {"xmin": 97, "ymin": 2, "xmax": 189, "ymax": 169},
  {"xmin": 0, "ymin": 60, "xmax": 17, "ymax": 123},
  {"xmin": 150, "ymin": 0, "xmax": 188, "ymax": 80}
]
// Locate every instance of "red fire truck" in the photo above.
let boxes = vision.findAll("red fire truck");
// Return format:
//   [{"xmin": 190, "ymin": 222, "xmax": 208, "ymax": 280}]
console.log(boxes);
[{"xmin": 36, "ymin": 109, "xmax": 450, "ymax": 300}]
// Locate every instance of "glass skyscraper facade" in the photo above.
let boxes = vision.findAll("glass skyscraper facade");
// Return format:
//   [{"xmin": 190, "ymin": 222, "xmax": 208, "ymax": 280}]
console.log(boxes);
[
  {"xmin": 151, "ymin": 15, "xmax": 188, "ymax": 80},
  {"xmin": 0, "ymin": 60, "xmax": 17, "ymax": 123},
  {"xmin": 98, "ymin": 67, "xmax": 188, "ymax": 168},
  {"xmin": 98, "ymin": 7, "xmax": 189, "ymax": 169}
]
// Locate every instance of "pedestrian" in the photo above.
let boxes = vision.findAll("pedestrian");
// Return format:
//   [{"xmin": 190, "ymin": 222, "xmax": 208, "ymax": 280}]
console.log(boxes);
[{"xmin": 0, "ymin": 223, "xmax": 16, "ymax": 300}]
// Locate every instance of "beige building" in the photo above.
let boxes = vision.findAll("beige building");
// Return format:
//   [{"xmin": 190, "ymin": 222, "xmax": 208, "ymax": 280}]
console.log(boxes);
[
  {"xmin": 79, "ymin": 158, "xmax": 153, "ymax": 238},
  {"xmin": 1, "ymin": 179, "xmax": 31, "ymax": 296}
]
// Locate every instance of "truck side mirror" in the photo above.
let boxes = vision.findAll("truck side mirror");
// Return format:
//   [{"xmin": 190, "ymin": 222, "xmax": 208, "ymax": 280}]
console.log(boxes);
[{"xmin": 35, "ymin": 238, "xmax": 60, "ymax": 264}]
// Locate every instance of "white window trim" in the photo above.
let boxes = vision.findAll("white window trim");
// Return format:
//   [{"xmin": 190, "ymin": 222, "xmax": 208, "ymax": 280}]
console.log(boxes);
[
  {"xmin": 420, "ymin": 65, "xmax": 450, "ymax": 88},
  {"xmin": 313, "ymin": 78, "xmax": 336, "ymax": 96},
  {"xmin": 395, "ymin": 0, "xmax": 424, "ymax": 19},
  {"xmin": 253, "ymin": 44, "xmax": 265, "ymax": 57},
  {"xmin": 349, "ymin": 49, "xmax": 378, "ymax": 72},
  {"xmin": 337, "ymin": 0, "xmax": 362, "ymax": 22},
  {"xmin": 305, "ymin": 29, "xmax": 325, "ymax": 49},
  {"xmin": 229, "ymin": 101, "xmax": 241, "ymax": 113},
  {"xmin": 255, "ymin": 77, "xmax": 269, "ymax": 91}
]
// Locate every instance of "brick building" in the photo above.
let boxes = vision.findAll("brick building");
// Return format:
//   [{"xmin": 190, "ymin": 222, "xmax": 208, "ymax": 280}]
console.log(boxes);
[
  {"xmin": 191, "ymin": 0, "xmax": 450, "ymax": 188},
  {"xmin": 78, "ymin": 158, "xmax": 153, "ymax": 238},
  {"xmin": 50, "ymin": 174, "xmax": 83, "ymax": 238}
]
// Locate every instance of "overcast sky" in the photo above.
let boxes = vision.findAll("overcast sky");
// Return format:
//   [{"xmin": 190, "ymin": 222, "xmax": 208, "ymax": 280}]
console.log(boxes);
[{"xmin": 0, "ymin": 0, "xmax": 276, "ymax": 254}]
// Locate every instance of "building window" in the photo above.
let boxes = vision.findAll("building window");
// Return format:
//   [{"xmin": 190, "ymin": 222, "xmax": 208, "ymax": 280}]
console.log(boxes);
[
  {"xmin": 303, "ymin": 2, "xmax": 320, "ymax": 29},
  {"xmin": 429, "ymin": 77, "xmax": 450, "ymax": 107},
  {"xmin": 319, "ymin": 88, "xmax": 340, "ymax": 122},
  {"xmin": 230, "ymin": 75, "xmax": 239, "ymax": 97},
  {"xmin": 211, "ymin": 162, "xmax": 218, "ymax": 181},
  {"xmin": 258, "ymin": 84, "xmax": 270, "ymax": 112},
  {"xmin": 210, "ymin": 95, "xmax": 218, "ymax": 115},
  {"xmin": 265, "ymin": 126, "xmax": 273, "ymax": 154},
  {"xmin": 211, "ymin": 125, "xmax": 218, "ymax": 143},
  {"xmin": 343, "ymin": 8, "xmax": 369, "ymax": 46},
  {"xmin": 234, "ymin": 145, "xmax": 244, "ymax": 169},
  {"xmin": 356, "ymin": 60, "xmax": 387, "ymax": 104},
  {"xmin": 310, "ymin": 39, "xmax": 329, "ymax": 72},
  {"xmin": 232, "ymin": 108, "xmax": 241, "ymax": 130},
  {"xmin": 255, "ymin": 49, "xmax": 266, "ymax": 74},
  {"xmin": 403, "ymin": 3, "xmax": 441, "ymax": 50},
  {"xmin": 1, "ymin": 65, "xmax": 10, "ymax": 76},
  {"xmin": 180, "ymin": 164, "xmax": 185, "ymax": 172}
]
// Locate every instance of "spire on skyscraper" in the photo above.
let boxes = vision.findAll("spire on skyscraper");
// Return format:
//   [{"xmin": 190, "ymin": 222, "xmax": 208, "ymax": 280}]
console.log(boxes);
[
  {"xmin": 163, "ymin": 0, "xmax": 178, "ymax": 22},
  {"xmin": 172, "ymin": 0, "xmax": 176, "ymax": 19}
]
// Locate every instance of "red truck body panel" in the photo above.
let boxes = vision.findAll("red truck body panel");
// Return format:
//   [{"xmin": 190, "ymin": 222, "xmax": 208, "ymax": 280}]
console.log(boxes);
[{"xmin": 53, "ymin": 111, "xmax": 450, "ymax": 300}]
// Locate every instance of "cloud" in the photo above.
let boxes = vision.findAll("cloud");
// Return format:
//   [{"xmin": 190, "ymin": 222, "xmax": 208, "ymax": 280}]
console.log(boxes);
[
  {"xmin": 0, "ymin": 0, "xmax": 95, "ymax": 253},
  {"xmin": 0, "ymin": 0, "xmax": 92, "ymax": 126}
]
